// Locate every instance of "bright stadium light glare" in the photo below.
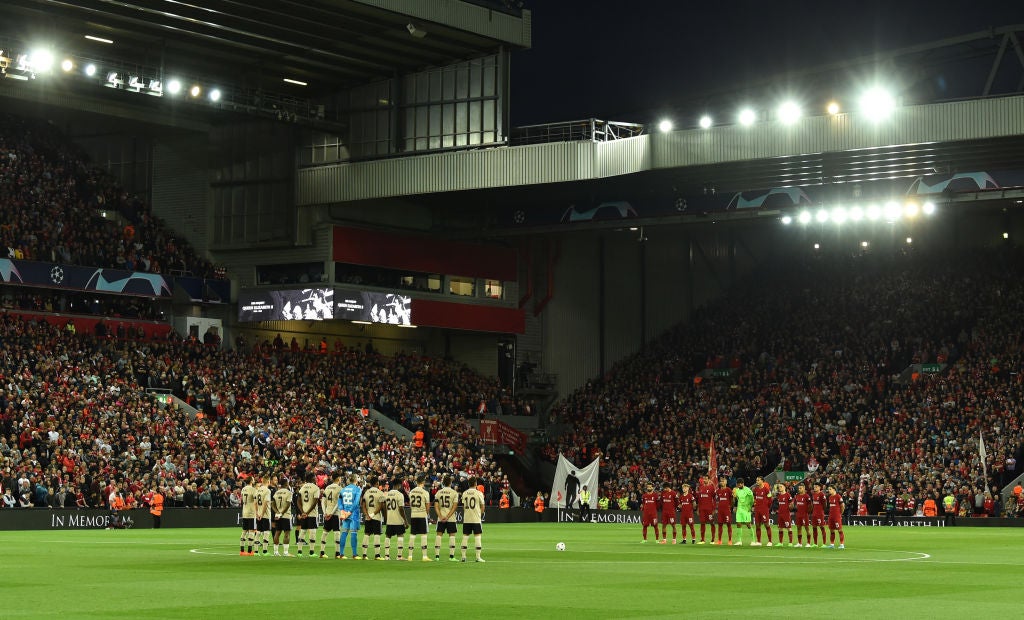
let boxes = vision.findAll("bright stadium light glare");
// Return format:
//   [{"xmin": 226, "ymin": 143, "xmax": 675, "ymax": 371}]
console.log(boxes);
[
  {"xmin": 60, "ymin": 59, "xmax": 73, "ymax": 72},
  {"xmin": 209, "ymin": 88, "xmax": 222, "ymax": 102},
  {"xmin": 84, "ymin": 63, "xmax": 97, "ymax": 77},
  {"xmin": 29, "ymin": 49, "xmax": 55, "ymax": 73},
  {"xmin": 884, "ymin": 201, "xmax": 902, "ymax": 221},
  {"xmin": 738, "ymin": 108, "xmax": 756, "ymax": 126},
  {"xmin": 827, "ymin": 101, "xmax": 840, "ymax": 115},
  {"xmin": 1003, "ymin": 232, "xmax": 1010, "ymax": 239},
  {"xmin": 859, "ymin": 87, "xmax": 896, "ymax": 122},
  {"xmin": 797, "ymin": 210, "xmax": 812, "ymax": 225},
  {"xmin": 832, "ymin": 207, "xmax": 847, "ymax": 224},
  {"xmin": 657, "ymin": 119, "xmax": 673, "ymax": 133},
  {"xmin": 866, "ymin": 204, "xmax": 881, "ymax": 221},
  {"xmin": 167, "ymin": 79, "xmax": 182, "ymax": 95},
  {"xmin": 778, "ymin": 101, "xmax": 802, "ymax": 125},
  {"xmin": 849, "ymin": 206, "xmax": 864, "ymax": 221},
  {"xmin": 813, "ymin": 243, "xmax": 820, "ymax": 250},
  {"xmin": 904, "ymin": 202, "xmax": 920, "ymax": 218},
  {"xmin": 699, "ymin": 115, "xmax": 713, "ymax": 129},
  {"xmin": 906, "ymin": 237, "xmax": 913, "ymax": 244},
  {"xmin": 815, "ymin": 209, "xmax": 830, "ymax": 224},
  {"xmin": 922, "ymin": 201, "xmax": 936, "ymax": 215},
  {"xmin": 190, "ymin": 85, "xmax": 201, "ymax": 97},
  {"xmin": 781, "ymin": 215, "xmax": 793, "ymax": 225},
  {"xmin": 861, "ymin": 241, "xmax": 869, "ymax": 248}
]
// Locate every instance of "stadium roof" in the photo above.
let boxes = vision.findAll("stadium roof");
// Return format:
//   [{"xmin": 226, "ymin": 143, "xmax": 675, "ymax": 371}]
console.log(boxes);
[{"xmin": 0, "ymin": 0, "xmax": 529, "ymax": 96}]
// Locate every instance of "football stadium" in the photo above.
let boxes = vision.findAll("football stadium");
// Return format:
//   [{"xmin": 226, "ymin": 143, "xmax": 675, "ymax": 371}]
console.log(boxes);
[{"xmin": 2, "ymin": 1, "xmax": 1024, "ymax": 618}]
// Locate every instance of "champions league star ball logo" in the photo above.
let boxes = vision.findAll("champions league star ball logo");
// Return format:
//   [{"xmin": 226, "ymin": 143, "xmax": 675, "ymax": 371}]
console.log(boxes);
[{"xmin": 49, "ymin": 266, "xmax": 65, "ymax": 284}]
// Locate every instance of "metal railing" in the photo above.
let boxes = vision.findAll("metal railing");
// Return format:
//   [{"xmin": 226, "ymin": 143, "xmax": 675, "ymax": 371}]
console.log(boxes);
[{"xmin": 510, "ymin": 118, "xmax": 645, "ymax": 146}]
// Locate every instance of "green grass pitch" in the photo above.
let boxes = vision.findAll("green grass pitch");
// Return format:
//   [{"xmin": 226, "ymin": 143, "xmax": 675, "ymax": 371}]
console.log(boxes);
[{"xmin": 5, "ymin": 523, "xmax": 1022, "ymax": 618}]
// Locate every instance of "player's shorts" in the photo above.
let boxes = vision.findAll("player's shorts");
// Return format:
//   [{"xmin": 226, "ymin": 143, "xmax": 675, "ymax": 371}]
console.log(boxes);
[
  {"xmin": 661, "ymin": 514, "xmax": 676, "ymax": 525},
  {"xmin": 641, "ymin": 513, "xmax": 658, "ymax": 526},
  {"xmin": 754, "ymin": 511, "xmax": 771, "ymax": 525},
  {"xmin": 462, "ymin": 522, "xmax": 483, "ymax": 536},
  {"xmin": 716, "ymin": 510, "xmax": 732, "ymax": 524},
  {"xmin": 698, "ymin": 510, "xmax": 713, "ymax": 524},
  {"xmin": 436, "ymin": 521, "xmax": 458, "ymax": 535},
  {"xmin": 298, "ymin": 516, "xmax": 317, "ymax": 530},
  {"xmin": 385, "ymin": 524, "xmax": 406, "ymax": 537},
  {"xmin": 680, "ymin": 513, "xmax": 695, "ymax": 525},
  {"xmin": 795, "ymin": 515, "xmax": 810, "ymax": 527},
  {"xmin": 364, "ymin": 519, "xmax": 382, "ymax": 535},
  {"xmin": 828, "ymin": 517, "xmax": 843, "ymax": 529},
  {"xmin": 256, "ymin": 518, "xmax": 271, "ymax": 533},
  {"xmin": 735, "ymin": 509, "xmax": 752, "ymax": 524},
  {"xmin": 777, "ymin": 517, "xmax": 792, "ymax": 528},
  {"xmin": 812, "ymin": 515, "xmax": 826, "ymax": 527},
  {"xmin": 410, "ymin": 517, "xmax": 428, "ymax": 535},
  {"xmin": 322, "ymin": 515, "xmax": 340, "ymax": 532},
  {"xmin": 273, "ymin": 518, "xmax": 292, "ymax": 532},
  {"xmin": 241, "ymin": 517, "xmax": 256, "ymax": 531},
  {"xmin": 341, "ymin": 517, "xmax": 360, "ymax": 531}
]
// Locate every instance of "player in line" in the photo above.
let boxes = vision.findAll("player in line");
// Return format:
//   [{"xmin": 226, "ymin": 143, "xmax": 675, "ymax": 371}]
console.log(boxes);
[
  {"xmin": 826, "ymin": 484, "xmax": 846, "ymax": 549},
  {"xmin": 793, "ymin": 482, "xmax": 811, "ymax": 547},
  {"xmin": 733, "ymin": 478, "xmax": 754, "ymax": 546},
  {"xmin": 640, "ymin": 483, "xmax": 660, "ymax": 543},
  {"xmin": 383, "ymin": 478, "xmax": 411, "ymax": 560},
  {"xmin": 752, "ymin": 476, "xmax": 773, "ymax": 546},
  {"xmin": 319, "ymin": 474, "xmax": 342, "ymax": 558},
  {"xmin": 677, "ymin": 483, "xmax": 697, "ymax": 544},
  {"xmin": 696, "ymin": 474, "xmax": 717, "ymax": 544},
  {"xmin": 775, "ymin": 482, "xmax": 794, "ymax": 546},
  {"xmin": 239, "ymin": 477, "xmax": 257, "ymax": 556},
  {"xmin": 714, "ymin": 477, "xmax": 733, "ymax": 545},
  {"xmin": 296, "ymin": 474, "xmax": 320, "ymax": 556},
  {"xmin": 255, "ymin": 476, "xmax": 272, "ymax": 555},
  {"xmin": 361, "ymin": 475, "xmax": 386, "ymax": 560},
  {"xmin": 408, "ymin": 475, "xmax": 433, "ymax": 561},
  {"xmin": 434, "ymin": 475, "xmax": 460, "ymax": 561},
  {"xmin": 337, "ymin": 474, "xmax": 362, "ymax": 559},
  {"xmin": 810, "ymin": 482, "xmax": 827, "ymax": 548},
  {"xmin": 460, "ymin": 476, "xmax": 486, "ymax": 562},
  {"xmin": 271, "ymin": 480, "xmax": 293, "ymax": 556},
  {"xmin": 660, "ymin": 482, "xmax": 679, "ymax": 544}
]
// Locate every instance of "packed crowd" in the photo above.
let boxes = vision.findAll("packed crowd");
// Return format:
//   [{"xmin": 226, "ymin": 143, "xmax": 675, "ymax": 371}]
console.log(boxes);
[
  {"xmin": 0, "ymin": 113, "xmax": 221, "ymax": 278},
  {"xmin": 546, "ymin": 246, "xmax": 1024, "ymax": 517},
  {"xmin": 0, "ymin": 312, "xmax": 510, "ymax": 512}
]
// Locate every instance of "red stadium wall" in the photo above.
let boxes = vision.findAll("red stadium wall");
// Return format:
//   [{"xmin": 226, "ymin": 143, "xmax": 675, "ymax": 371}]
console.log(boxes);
[
  {"xmin": 333, "ymin": 226, "xmax": 517, "ymax": 281},
  {"xmin": 411, "ymin": 299, "xmax": 525, "ymax": 334},
  {"xmin": 4, "ymin": 309, "xmax": 172, "ymax": 339}
]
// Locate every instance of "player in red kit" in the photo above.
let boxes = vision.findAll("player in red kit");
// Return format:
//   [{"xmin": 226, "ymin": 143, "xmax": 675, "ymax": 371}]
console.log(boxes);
[
  {"xmin": 793, "ymin": 483, "xmax": 811, "ymax": 547},
  {"xmin": 714, "ymin": 477, "xmax": 733, "ymax": 545},
  {"xmin": 677, "ymin": 483, "xmax": 697, "ymax": 544},
  {"xmin": 659, "ymin": 482, "xmax": 679, "ymax": 544},
  {"xmin": 640, "ymin": 483, "xmax": 660, "ymax": 543},
  {"xmin": 752, "ymin": 476, "xmax": 773, "ymax": 546},
  {"xmin": 695, "ymin": 475, "xmax": 717, "ymax": 544},
  {"xmin": 810, "ymin": 482, "xmax": 827, "ymax": 547},
  {"xmin": 774, "ymin": 483, "xmax": 794, "ymax": 546},
  {"xmin": 826, "ymin": 484, "xmax": 846, "ymax": 549}
]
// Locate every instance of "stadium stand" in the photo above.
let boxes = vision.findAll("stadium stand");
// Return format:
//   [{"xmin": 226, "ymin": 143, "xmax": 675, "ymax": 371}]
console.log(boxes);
[{"xmin": 545, "ymin": 246, "xmax": 1024, "ymax": 517}]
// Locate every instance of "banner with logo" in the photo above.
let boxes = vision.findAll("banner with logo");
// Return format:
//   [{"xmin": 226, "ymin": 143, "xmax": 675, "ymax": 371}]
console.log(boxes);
[
  {"xmin": 479, "ymin": 419, "xmax": 528, "ymax": 454},
  {"xmin": 549, "ymin": 454, "xmax": 599, "ymax": 509},
  {"xmin": 843, "ymin": 516, "xmax": 945, "ymax": 527}
]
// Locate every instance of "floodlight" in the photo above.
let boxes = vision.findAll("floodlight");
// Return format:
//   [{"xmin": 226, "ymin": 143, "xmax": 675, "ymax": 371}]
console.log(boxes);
[
  {"xmin": 906, "ymin": 237, "xmax": 913, "ymax": 244},
  {"xmin": 797, "ymin": 210, "xmax": 812, "ymax": 225},
  {"xmin": 84, "ymin": 64, "xmax": 97, "ymax": 77},
  {"xmin": 209, "ymin": 88, "xmax": 221, "ymax": 102},
  {"xmin": 190, "ymin": 85, "xmax": 201, "ymax": 97},
  {"xmin": 884, "ymin": 201, "xmax": 902, "ymax": 221},
  {"xmin": 60, "ymin": 59, "xmax": 73, "ymax": 72},
  {"xmin": 849, "ymin": 206, "xmax": 864, "ymax": 221},
  {"xmin": 815, "ymin": 209, "xmax": 829, "ymax": 223},
  {"xmin": 859, "ymin": 87, "xmax": 896, "ymax": 122},
  {"xmin": 283, "ymin": 78, "xmax": 308, "ymax": 86},
  {"xmin": 781, "ymin": 215, "xmax": 793, "ymax": 225},
  {"xmin": 826, "ymin": 101, "xmax": 840, "ymax": 115},
  {"xmin": 903, "ymin": 202, "xmax": 919, "ymax": 218},
  {"xmin": 861, "ymin": 241, "xmax": 869, "ymax": 248},
  {"xmin": 84, "ymin": 35, "xmax": 114, "ymax": 44},
  {"xmin": 813, "ymin": 243, "xmax": 820, "ymax": 250},
  {"xmin": 831, "ymin": 207, "xmax": 847, "ymax": 224},
  {"xmin": 922, "ymin": 201, "xmax": 936, "ymax": 215},
  {"xmin": 699, "ymin": 115, "xmax": 712, "ymax": 129},
  {"xmin": 778, "ymin": 101, "xmax": 802, "ymax": 125},
  {"xmin": 167, "ymin": 79, "xmax": 181, "ymax": 95},
  {"xmin": 1003, "ymin": 232, "xmax": 1010, "ymax": 239},
  {"xmin": 866, "ymin": 205, "xmax": 881, "ymax": 221},
  {"xmin": 738, "ymin": 108, "xmax": 756, "ymax": 126},
  {"xmin": 29, "ymin": 49, "xmax": 54, "ymax": 73},
  {"xmin": 657, "ymin": 119, "xmax": 673, "ymax": 133}
]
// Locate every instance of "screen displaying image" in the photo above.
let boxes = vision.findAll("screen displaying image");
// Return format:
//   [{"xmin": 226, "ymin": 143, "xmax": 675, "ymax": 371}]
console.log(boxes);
[
  {"xmin": 334, "ymin": 289, "xmax": 412, "ymax": 325},
  {"xmin": 238, "ymin": 288, "xmax": 334, "ymax": 322}
]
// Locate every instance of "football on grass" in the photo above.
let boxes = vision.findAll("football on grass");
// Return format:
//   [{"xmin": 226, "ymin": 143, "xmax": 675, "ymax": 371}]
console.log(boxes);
[{"xmin": 556, "ymin": 542, "xmax": 566, "ymax": 551}]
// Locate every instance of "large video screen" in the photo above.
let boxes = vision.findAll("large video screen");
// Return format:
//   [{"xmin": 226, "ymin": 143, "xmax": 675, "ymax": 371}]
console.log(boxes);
[
  {"xmin": 335, "ymin": 289, "xmax": 412, "ymax": 325},
  {"xmin": 238, "ymin": 288, "xmax": 334, "ymax": 322}
]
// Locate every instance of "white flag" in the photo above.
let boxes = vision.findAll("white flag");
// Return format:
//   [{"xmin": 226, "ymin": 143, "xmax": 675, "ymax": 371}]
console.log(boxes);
[{"xmin": 979, "ymin": 431, "xmax": 987, "ymax": 460}]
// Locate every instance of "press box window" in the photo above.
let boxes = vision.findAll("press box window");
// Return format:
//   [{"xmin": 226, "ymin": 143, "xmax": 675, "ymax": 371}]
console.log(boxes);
[{"xmin": 449, "ymin": 276, "xmax": 476, "ymax": 297}]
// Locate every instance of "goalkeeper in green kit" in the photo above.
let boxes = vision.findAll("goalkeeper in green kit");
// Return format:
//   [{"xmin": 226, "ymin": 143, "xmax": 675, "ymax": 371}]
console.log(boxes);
[{"xmin": 733, "ymin": 478, "xmax": 754, "ymax": 546}]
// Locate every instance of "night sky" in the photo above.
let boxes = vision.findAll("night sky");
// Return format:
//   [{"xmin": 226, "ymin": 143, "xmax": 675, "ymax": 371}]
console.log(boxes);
[{"xmin": 510, "ymin": 0, "xmax": 1024, "ymax": 126}]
